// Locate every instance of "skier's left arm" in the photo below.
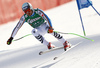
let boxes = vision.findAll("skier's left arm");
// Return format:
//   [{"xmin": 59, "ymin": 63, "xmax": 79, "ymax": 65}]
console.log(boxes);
[{"xmin": 38, "ymin": 9, "xmax": 53, "ymax": 33}]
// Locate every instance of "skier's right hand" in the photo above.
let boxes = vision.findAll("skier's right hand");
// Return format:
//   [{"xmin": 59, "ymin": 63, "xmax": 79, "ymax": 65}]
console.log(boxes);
[{"xmin": 7, "ymin": 37, "xmax": 13, "ymax": 45}]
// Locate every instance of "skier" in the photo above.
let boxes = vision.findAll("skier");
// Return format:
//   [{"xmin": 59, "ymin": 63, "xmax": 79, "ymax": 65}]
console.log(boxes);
[{"xmin": 7, "ymin": 2, "xmax": 71, "ymax": 50}]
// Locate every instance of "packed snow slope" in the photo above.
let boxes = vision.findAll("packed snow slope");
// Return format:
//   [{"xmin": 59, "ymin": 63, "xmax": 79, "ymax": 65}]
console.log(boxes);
[{"xmin": 0, "ymin": 0, "xmax": 100, "ymax": 68}]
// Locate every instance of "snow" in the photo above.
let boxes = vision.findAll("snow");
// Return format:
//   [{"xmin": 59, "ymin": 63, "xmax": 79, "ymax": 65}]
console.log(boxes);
[{"xmin": 0, "ymin": 0, "xmax": 100, "ymax": 68}]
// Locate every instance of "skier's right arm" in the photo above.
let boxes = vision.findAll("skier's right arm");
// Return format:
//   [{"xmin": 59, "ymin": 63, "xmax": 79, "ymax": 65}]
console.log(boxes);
[{"xmin": 7, "ymin": 16, "xmax": 25, "ymax": 45}]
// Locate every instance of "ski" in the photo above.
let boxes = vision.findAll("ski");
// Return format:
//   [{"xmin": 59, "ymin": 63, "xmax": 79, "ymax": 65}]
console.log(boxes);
[
  {"xmin": 39, "ymin": 41, "xmax": 82, "ymax": 55},
  {"xmin": 39, "ymin": 46, "xmax": 64, "ymax": 55},
  {"xmin": 53, "ymin": 41, "xmax": 82, "ymax": 60}
]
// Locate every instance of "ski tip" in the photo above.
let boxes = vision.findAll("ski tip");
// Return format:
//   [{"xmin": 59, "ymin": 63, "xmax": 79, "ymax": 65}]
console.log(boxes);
[
  {"xmin": 64, "ymin": 48, "xmax": 67, "ymax": 51},
  {"xmin": 39, "ymin": 51, "xmax": 43, "ymax": 55},
  {"xmin": 54, "ymin": 57, "xmax": 58, "ymax": 60}
]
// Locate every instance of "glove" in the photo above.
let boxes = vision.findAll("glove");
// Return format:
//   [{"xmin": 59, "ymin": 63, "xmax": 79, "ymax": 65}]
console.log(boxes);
[
  {"xmin": 48, "ymin": 27, "xmax": 54, "ymax": 33},
  {"xmin": 7, "ymin": 37, "xmax": 13, "ymax": 45}
]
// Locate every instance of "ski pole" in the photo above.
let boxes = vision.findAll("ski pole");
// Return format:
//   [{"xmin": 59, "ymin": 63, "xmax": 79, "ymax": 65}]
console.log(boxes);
[
  {"xmin": 12, "ymin": 31, "xmax": 94, "ymax": 42},
  {"xmin": 12, "ymin": 34, "xmax": 32, "ymax": 42},
  {"xmin": 54, "ymin": 31, "xmax": 94, "ymax": 42}
]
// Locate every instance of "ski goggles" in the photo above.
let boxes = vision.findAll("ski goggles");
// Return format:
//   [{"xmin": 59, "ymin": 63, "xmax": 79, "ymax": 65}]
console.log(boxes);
[{"xmin": 24, "ymin": 8, "xmax": 31, "ymax": 13}]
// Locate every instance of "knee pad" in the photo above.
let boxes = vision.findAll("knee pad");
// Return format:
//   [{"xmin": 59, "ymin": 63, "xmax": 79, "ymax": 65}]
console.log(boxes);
[{"xmin": 31, "ymin": 29, "xmax": 38, "ymax": 36}]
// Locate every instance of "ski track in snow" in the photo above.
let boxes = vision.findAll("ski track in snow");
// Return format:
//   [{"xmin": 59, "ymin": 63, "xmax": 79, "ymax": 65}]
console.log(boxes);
[{"xmin": 0, "ymin": 0, "xmax": 100, "ymax": 68}]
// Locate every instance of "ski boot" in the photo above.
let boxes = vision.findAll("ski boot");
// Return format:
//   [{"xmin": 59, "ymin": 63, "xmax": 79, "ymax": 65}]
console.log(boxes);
[
  {"xmin": 63, "ymin": 41, "xmax": 71, "ymax": 51},
  {"xmin": 47, "ymin": 42, "xmax": 55, "ymax": 49}
]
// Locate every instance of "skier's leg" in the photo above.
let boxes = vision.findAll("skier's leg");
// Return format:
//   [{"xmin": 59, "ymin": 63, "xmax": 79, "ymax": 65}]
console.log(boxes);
[
  {"xmin": 50, "ymin": 32, "xmax": 71, "ymax": 50},
  {"xmin": 50, "ymin": 32, "xmax": 66, "ymax": 43},
  {"xmin": 31, "ymin": 28, "xmax": 55, "ymax": 49},
  {"xmin": 31, "ymin": 28, "xmax": 49, "ymax": 46},
  {"xmin": 32, "ymin": 23, "xmax": 56, "ymax": 49}
]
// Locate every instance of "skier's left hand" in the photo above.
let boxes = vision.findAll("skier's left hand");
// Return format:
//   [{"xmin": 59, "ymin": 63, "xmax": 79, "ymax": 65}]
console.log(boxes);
[{"xmin": 48, "ymin": 27, "xmax": 54, "ymax": 33}]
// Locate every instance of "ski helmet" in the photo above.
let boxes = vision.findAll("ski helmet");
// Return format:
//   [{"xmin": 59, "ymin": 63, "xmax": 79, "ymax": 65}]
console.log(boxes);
[{"xmin": 22, "ymin": 2, "xmax": 33, "ymax": 12}]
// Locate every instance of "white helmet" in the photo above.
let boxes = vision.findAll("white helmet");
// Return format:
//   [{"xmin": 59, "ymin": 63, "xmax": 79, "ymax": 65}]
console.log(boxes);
[{"xmin": 22, "ymin": 2, "xmax": 33, "ymax": 11}]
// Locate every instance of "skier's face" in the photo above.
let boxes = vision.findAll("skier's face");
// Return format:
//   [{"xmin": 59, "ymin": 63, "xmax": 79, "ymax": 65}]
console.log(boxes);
[{"xmin": 24, "ymin": 8, "xmax": 33, "ymax": 16}]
